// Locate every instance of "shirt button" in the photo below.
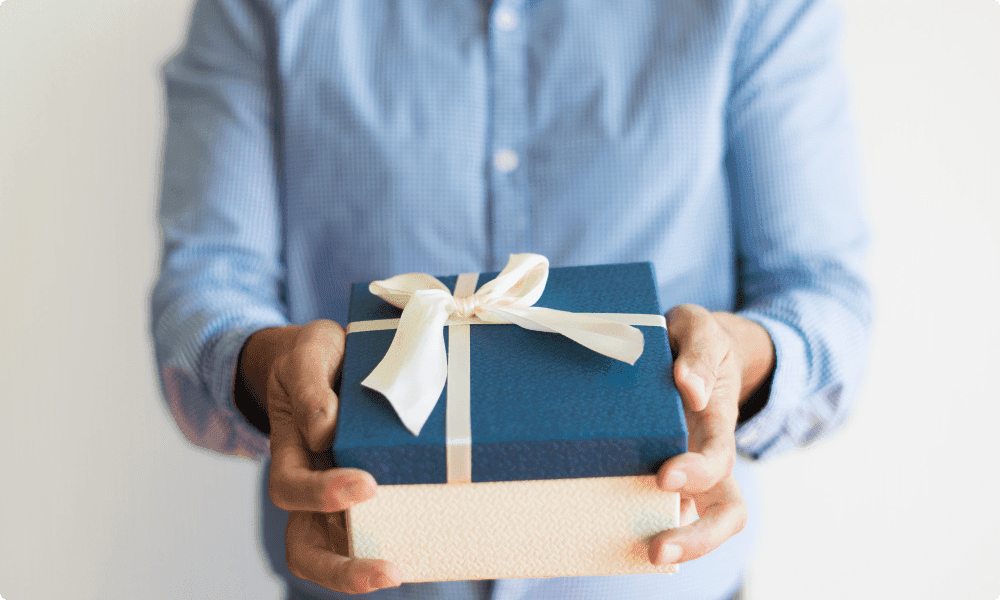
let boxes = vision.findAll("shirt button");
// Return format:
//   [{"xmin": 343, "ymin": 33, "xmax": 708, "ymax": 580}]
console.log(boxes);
[
  {"xmin": 494, "ymin": 9, "xmax": 519, "ymax": 31},
  {"xmin": 493, "ymin": 149, "xmax": 519, "ymax": 173}
]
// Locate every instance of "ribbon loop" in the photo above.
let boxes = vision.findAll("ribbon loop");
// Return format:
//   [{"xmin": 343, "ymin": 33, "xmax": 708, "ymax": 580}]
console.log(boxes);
[{"xmin": 360, "ymin": 253, "xmax": 646, "ymax": 437}]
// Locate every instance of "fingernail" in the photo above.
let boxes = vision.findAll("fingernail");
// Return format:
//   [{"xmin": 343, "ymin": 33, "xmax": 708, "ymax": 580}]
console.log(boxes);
[
  {"xmin": 658, "ymin": 543, "xmax": 683, "ymax": 565},
  {"xmin": 664, "ymin": 469, "xmax": 687, "ymax": 490}
]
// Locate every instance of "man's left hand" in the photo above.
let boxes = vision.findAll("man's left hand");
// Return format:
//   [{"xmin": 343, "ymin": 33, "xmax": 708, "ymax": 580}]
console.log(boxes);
[{"xmin": 649, "ymin": 304, "xmax": 775, "ymax": 565}]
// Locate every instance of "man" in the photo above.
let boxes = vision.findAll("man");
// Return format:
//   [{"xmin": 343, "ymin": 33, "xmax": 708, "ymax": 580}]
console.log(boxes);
[{"xmin": 152, "ymin": 1, "xmax": 871, "ymax": 598}]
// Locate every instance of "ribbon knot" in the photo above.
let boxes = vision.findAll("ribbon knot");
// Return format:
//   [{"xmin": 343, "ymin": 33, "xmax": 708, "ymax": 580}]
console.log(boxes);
[
  {"xmin": 453, "ymin": 294, "xmax": 481, "ymax": 319},
  {"xmin": 361, "ymin": 253, "xmax": 646, "ymax": 436}
]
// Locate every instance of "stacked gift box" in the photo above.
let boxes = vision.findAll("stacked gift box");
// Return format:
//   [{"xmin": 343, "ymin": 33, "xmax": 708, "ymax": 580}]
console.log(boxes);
[{"xmin": 329, "ymin": 259, "xmax": 688, "ymax": 582}]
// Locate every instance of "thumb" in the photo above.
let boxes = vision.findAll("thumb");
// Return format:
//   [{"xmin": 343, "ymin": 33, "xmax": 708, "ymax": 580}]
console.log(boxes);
[
  {"xmin": 285, "ymin": 319, "xmax": 347, "ymax": 452},
  {"xmin": 667, "ymin": 305, "xmax": 729, "ymax": 412},
  {"xmin": 293, "ymin": 384, "xmax": 339, "ymax": 452}
]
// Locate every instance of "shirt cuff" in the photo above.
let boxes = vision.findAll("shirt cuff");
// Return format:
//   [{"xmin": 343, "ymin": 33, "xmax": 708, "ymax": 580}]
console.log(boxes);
[
  {"xmin": 203, "ymin": 324, "xmax": 281, "ymax": 459},
  {"xmin": 732, "ymin": 311, "xmax": 809, "ymax": 461}
]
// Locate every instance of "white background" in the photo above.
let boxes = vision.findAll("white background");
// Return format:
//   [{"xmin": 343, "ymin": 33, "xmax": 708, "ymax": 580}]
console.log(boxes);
[{"xmin": 1, "ymin": 0, "xmax": 998, "ymax": 599}]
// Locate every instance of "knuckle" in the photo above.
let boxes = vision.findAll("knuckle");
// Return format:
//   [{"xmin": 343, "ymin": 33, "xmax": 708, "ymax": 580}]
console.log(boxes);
[
  {"xmin": 307, "ymin": 318, "xmax": 341, "ymax": 333},
  {"xmin": 318, "ymin": 318, "xmax": 347, "ymax": 344},
  {"xmin": 285, "ymin": 347, "xmax": 311, "ymax": 377},
  {"xmin": 293, "ymin": 393, "xmax": 335, "ymax": 441},
  {"xmin": 297, "ymin": 386, "xmax": 332, "ymax": 413},
  {"xmin": 666, "ymin": 304, "xmax": 697, "ymax": 334},
  {"xmin": 302, "ymin": 320, "xmax": 346, "ymax": 353}
]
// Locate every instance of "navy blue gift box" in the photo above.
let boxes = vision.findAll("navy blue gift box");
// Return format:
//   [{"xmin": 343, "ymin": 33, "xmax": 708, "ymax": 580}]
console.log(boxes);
[{"xmin": 329, "ymin": 262, "xmax": 687, "ymax": 485}]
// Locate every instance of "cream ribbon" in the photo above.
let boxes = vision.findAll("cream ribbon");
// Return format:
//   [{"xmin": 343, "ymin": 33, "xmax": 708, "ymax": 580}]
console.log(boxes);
[{"xmin": 358, "ymin": 254, "xmax": 649, "ymax": 440}]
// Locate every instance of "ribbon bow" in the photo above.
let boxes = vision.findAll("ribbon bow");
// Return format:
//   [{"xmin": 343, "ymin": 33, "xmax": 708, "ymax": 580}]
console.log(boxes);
[{"xmin": 361, "ymin": 253, "xmax": 646, "ymax": 436}]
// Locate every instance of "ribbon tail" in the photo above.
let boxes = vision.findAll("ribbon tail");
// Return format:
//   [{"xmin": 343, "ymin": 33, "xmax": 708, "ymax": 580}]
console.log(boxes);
[
  {"xmin": 361, "ymin": 290, "xmax": 454, "ymax": 436},
  {"xmin": 486, "ymin": 305, "xmax": 646, "ymax": 365}
]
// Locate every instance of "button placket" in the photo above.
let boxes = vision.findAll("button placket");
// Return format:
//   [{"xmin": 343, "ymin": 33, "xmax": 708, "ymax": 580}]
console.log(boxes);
[{"xmin": 487, "ymin": 0, "xmax": 530, "ymax": 269}]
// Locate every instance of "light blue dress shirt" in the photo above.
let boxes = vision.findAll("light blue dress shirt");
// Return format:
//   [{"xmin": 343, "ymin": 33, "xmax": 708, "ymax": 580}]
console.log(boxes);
[{"xmin": 151, "ymin": 0, "xmax": 871, "ymax": 598}]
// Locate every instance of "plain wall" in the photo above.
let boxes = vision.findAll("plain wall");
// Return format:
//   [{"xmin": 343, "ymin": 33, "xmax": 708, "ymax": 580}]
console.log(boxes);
[{"xmin": 0, "ymin": 0, "xmax": 997, "ymax": 598}]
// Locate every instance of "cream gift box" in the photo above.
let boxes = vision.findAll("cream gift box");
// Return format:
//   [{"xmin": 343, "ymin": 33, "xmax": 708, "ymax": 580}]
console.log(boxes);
[{"xmin": 328, "ymin": 256, "xmax": 687, "ymax": 581}]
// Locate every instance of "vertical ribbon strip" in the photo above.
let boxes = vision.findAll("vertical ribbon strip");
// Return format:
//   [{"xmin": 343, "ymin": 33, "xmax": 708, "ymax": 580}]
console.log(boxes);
[{"xmin": 445, "ymin": 272, "xmax": 479, "ymax": 484}]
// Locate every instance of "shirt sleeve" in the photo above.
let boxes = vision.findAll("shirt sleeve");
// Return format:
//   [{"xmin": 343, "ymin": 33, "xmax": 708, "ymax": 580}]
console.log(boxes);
[
  {"xmin": 151, "ymin": 0, "xmax": 288, "ymax": 460},
  {"xmin": 726, "ymin": 0, "xmax": 873, "ymax": 460}
]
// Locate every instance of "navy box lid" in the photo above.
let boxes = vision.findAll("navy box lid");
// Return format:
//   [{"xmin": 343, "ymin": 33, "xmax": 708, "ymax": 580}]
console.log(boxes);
[{"xmin": 329, "ymin": 262, "xmax": 687, "ymax": 484}]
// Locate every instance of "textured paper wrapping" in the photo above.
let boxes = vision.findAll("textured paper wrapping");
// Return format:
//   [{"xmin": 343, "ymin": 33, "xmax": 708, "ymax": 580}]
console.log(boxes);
[{"xmin": 347, "ymin": 476, "xmax": 679, "ymax": 582}]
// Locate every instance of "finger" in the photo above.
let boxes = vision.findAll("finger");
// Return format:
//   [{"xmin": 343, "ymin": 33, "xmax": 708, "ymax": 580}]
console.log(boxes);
[
  {"xmin": 286, "ymin": 511, "xmax": 402, "ymax": 593},
  {"xmin": 292, "ymin": 380, "xmax": 339, "ymax": 453},
  {"xmin": 270, "ymin": 411, "xmax": 376, "ymax": 512},
  {"xmin": 283, "ymin": 320, "xmax": 346, "ymax": 452},
  {"xmin": 649, "ymin": 476, "xmax": 748, "ymax": 565},
  {"xmin": 666, "ymin": 305, "xmax": 730, "ymax": 412},
  {"xmin": 657, "ymin": 396, "xmax": 736, "ymax": 494},
  {"xmin": 657, "ymin": 448, "xmax": 734, "ymax": 494},
  {"xmin": 270, "ymin": 452, "xmax": 376, "ymax": 513}
]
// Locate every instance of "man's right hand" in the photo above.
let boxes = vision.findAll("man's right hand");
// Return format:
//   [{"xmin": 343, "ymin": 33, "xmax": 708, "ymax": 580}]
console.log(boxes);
[{"xmin": 240, "ymin": 320, "xmax": 402, "ymax": 594}]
